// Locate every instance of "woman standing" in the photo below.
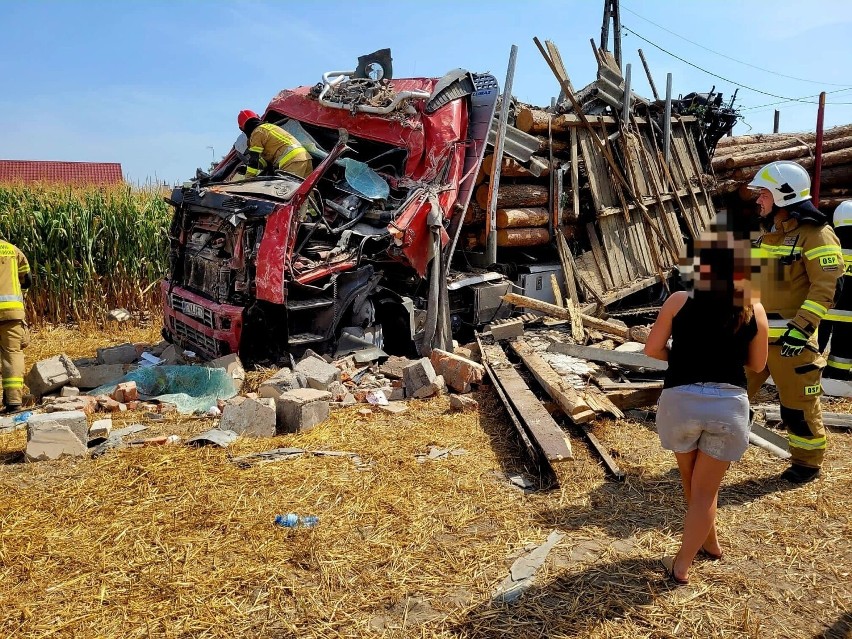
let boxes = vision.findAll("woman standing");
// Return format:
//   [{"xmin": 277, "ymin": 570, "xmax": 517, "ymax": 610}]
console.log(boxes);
[{"xmin": 644, "ymin": 237, "xmax": 768, "ymax": 585}]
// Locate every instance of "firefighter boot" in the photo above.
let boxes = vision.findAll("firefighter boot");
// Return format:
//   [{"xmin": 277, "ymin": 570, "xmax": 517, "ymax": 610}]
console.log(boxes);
[
  {"xmin": 765, "ymin": 344, "xmax": 828, "ymax": 472},
  {"xmin": 0, "ymin": 319, "xmax": 25, "ymax": 410}
]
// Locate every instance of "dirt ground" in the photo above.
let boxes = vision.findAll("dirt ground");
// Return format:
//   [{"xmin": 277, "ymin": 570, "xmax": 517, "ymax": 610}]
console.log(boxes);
[{"xmin": 0, "ymin": 325, "xmax": 850, "ymax": 638}]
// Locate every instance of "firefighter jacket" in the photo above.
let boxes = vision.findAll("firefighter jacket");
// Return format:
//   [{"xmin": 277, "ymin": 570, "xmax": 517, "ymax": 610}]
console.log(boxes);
[
  {"xmin": 0, "ymin": 240, "xmax": 30, "ymax": 322},
  {"xmin": 752, "ymin": 215, "xmax": 843, "ymax": 341},
  {"xmin": 245, "ymin": 123, "xmax": 310, "ymax": 178}
]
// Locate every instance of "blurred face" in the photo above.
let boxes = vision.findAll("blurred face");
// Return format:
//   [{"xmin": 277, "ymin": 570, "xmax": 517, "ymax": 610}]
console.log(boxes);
[{"xmin": 756, "ymin": 188, "xmax": 775, "ymax": 216}]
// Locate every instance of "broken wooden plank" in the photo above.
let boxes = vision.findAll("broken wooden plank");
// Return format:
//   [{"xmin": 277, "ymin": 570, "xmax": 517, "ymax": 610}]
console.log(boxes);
[
  {"xmin": 509, "ymin": 338, "xmax": 596, "ymax": 424},
  {"xmin": 480, "ymin": 341, "xmax": 574, "ymax": 461},
  {"xmin": 547, "ymin": 341, "xmax": 668, "ymax": 371},
  {"xmin": 502, "ymin": 293, "xmax": 637, "ymax": 341},
  {"xmin": 605, "ymin": 387, "xmax": 663, "ymax": 410},
  {"xmin": 586, "ymin": 223, "xmax": 614, "ymax": 290},
  {"xmin": 476, "ymin": 336, "xmax": 545, "ymax": 468},
  {"xmin": 579, "ymin": 423, "xmax": 625, "ymax": 480},
  {"xmin": 555, "ymin": 232, "xmax": 586, "ymax": 341},
  {"xmin": 550, "ymin": 273, "xmax": 564, "ymax": 308},
  {"xmin": 595, "ymin": 380, "xmax": 664, "ymax": 392},
  {"xmin": 754, "ymin": 404, "xmax": 852, "ymax": 430}
]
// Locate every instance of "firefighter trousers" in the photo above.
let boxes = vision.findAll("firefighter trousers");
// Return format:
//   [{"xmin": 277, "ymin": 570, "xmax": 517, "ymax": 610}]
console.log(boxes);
[
  {"xmin": 747, "ymin": 344, "xmax": 827, "ymax": 468},
  {"xmin": 0, "ymin": 319, "xmax": 25, "ymax": 407},
  {"xmin": 820, "ymin": 319, "xmax": 852, "ymax": 379}
]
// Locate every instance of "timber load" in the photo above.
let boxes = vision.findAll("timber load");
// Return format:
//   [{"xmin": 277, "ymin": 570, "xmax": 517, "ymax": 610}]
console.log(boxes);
[
  {"xmin": 462, "ymin": 39, "xmax": 729, "ymax": 306},
  {"xmin": 712, "ymin": 124, "xmax": 852, "ymax": 210}
]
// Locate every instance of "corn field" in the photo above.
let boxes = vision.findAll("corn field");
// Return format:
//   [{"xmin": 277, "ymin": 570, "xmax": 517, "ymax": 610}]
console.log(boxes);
[{"xmin": 0, "ymin": 183, "xmax": 171, "ymax": 324}]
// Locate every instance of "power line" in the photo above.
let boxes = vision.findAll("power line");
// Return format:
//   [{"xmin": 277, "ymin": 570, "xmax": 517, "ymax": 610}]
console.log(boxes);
[
  {"xmin": 624, "ymin": 26, "xmax": 852, "ymax": 105},
  {"xmin": 621, "ymin": 4, "xmax": 852, "ymax": 88},
  {"xmin": 740, "ymin": 88, "xmax": 852, "ymax": 111}
]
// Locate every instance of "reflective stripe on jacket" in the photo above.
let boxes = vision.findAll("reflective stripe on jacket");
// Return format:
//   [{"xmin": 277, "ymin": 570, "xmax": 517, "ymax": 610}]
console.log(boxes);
[
  {"xmin": 751, "ymin": 217, "xmax": 843, "ymax": 338},
  {"xmin": 0, "ymin": 240, "xmax": 29, "ymax": 321},
  {"xmin": 245, "ymin": 123, "xmax": 310, "ymax": 177}
]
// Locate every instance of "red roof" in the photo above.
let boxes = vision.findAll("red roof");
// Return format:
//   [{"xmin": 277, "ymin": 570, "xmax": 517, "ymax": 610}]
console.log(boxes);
[{"xmin": 0, "ymin": 160, "xmax": 123, "ymax": 185}]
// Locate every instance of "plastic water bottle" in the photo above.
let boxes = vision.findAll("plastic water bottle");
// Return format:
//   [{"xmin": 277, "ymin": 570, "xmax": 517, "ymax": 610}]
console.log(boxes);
[
  {"xmin": 12, "ymin": 411, "xmax": 32, "ymax": 424},
  {"xmin": 274, "ymin": 513, "xmax": 319, "ymax": 529}
]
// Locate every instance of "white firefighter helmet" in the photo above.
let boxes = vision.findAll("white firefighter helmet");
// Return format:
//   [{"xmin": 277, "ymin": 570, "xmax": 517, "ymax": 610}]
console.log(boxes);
[
  {"xmin": 833, "ymin": 200, "xmax": 852, "ymax": 228},
  {"xmin": 748, "ymin": 160, "xmax": 812, "ymax": 207}
]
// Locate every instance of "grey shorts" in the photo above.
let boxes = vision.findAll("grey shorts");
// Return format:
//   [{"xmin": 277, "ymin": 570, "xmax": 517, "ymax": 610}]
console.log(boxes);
[{"xmin": 656, "ymin": 383, "xmax": 750, "ymax": 462}]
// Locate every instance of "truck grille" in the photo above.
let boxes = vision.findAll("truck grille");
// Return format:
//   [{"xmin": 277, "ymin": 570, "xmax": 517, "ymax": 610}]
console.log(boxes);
[
  {"xmin": 172, "ymin": 318, "xmax": 220, "ymax": 358},
  {"xmin": 170, "ymin": 293, "xmax": 215, "ymax": 328}
]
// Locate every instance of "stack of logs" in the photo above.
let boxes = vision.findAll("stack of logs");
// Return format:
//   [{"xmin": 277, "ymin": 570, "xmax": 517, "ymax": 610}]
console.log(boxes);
[
  {"xmin": 712, "ymin": 123, "xmax": 852, "ymax": 209},
  {"xmin": 465, "ymin": 105, "xmax": 574, "ymax": 250}
]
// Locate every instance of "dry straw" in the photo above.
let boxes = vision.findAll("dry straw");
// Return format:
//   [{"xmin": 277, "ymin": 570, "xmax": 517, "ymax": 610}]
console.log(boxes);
[{"xmin": 0, "ymin": 326, "xmax": 850, "ymax": 637}]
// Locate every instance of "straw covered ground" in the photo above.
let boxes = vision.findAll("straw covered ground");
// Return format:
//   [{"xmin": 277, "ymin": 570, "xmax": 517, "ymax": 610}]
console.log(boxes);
[{"xmin": 1, "ymin": 325, "xmax": 850, "ymax": 638}]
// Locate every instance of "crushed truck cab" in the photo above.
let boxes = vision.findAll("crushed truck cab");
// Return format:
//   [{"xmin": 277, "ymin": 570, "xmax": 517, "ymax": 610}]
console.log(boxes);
[{"xmin": 163, "ymin": 57, "xmax": 499, "ymax": 363}]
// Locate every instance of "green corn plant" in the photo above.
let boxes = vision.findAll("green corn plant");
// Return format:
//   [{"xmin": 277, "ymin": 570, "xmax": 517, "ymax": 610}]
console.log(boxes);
[{"xmin": 0, "ymin": 183, "xmax": 171, "ymax": 324}]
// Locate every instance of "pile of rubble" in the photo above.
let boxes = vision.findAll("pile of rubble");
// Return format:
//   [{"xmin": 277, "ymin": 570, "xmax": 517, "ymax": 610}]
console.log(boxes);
[{"xmin": 8, "ymin": 339, "xmax": 486, "ymax": 464}]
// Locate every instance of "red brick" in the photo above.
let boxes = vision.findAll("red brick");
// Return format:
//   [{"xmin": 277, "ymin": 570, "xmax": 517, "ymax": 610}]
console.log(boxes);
[{"xmin": 428, "ymin": 349, "xmax": 485, "ymax": 394}]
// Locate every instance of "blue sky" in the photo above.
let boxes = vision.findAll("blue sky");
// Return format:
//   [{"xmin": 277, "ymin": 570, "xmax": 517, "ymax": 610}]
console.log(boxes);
[{"xmin": 1, "ymin": 0, "xmax": 851, "ymax": 184}]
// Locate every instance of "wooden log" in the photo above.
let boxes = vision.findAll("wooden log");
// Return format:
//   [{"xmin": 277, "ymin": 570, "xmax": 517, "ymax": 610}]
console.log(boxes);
[
  {"xmin": 536, "ymin": 135, "xmax": 569, "ymax": 154},
  {"xmin": 481, "ymin": 227, "xmax": 551, "ymax": 247},
  {"xmin": 496, "ymin": 207, "xmax": 550, "ymax": 229},
  {"xmin": 716, "ymin": 123, "xmax": 852, "ymax": 148},
  {"xmin": 509, "ymin": 338, "xmax": 595, "ymax": 423},
  {"xmin": 475, "ymin": 183, "xmax": 549, "ymax": 209},
  {"xmin": 550, "ymin": 273, "xmax": 564, "ymax": 307},
  {"xmin": 501, "ymin": 292, "xmax": 638, "ymax": 339},
  {"xmin": 482, "ymin": 154, "xmax": 551, "ymax": 178},
  {"xmin": 712, "ymin": 137, "xmax": 805, "ymax": 160},
  {"xmin": 463, "ymin": 201, "xmax": 486, "ymax": 225},
  {"xmin": 723, "ymin": 148, "xmax": 852, "ymax": 182},
  {"xmin": 516, "ymin": 107, "xmax": 575, "ymax": 134},
  {"xmin": 479, "ymin": 341, "xmax": 575, "ymax": 461},
  {"xmin": 716, "ymin": 135, "xmax": 852, "ymax": 171}
]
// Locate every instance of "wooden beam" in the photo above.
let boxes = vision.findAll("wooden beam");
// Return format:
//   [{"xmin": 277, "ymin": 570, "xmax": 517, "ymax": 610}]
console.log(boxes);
[
  {"xmin": 606, "ymin": 387, "xmax": 663, "ymax": 410},
  {"xmin": 580, "ymin": 422, "xmax": 625, "ymax": 480},
  {"xmin": 479, "ymin": 341, "xmax": 574, "ymax": 461},
  {"xmin": 547, "ymin": 341, "xmax": 668, "ymax": 371},
  {"xmin": 509, "ymin": 338, "xmax": 596, "ymax": 424},
  {"xmin": 754, "ymin": 404, "xmax": 852, "ymax": 430},
  {"xmin": 550, "ymin": 273, "xmax": 564, "ymax": 308},
  {"xmin": 502, "ymin": 292, "xmax": 635, "ymax": 340}
]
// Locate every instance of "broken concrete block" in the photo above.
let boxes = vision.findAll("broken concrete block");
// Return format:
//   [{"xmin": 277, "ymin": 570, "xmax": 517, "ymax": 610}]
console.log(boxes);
[
  {"xmin": 220, "ymin": 396, "xmax": 277, "ymax": 438},
  {"xmin": 95, "ymin": 395, "xmax": 121, "ymax": 413},
  {"xmin": 379, "ymin": 403, "xmax": 408, "ymax": 415},
  {"xmin": 489, "ymin": 318, "xmax": 525, "ymax": 341},
  {"xmin": 294, "ymin": 356, "xmax": 340, "ymax": 391},
  {"xmin": 327, "ymin": 380, "xmax": 349, "ymax": 402},
  {"xmin": 89, "ymin": 418, "xmax": 113, "ymax": 439},
  {"xmin": 27, "ymin": 410, "xmax": 88, "ymax": 447},
  {"xmin": 96, "ymin": 343, "xmax": 138, "ymax": 365},
  {"xmin": 25, "ymin": 354, "xmax": 82, "ymax": 398},
  {"xmin": 60, "ymin": 386, "xmax": 80, "ymax": 398},
  {"xmin": 204, "ymin": 353, "xmax": 246, "ymax": 391},
  {"xmin": 412, "ymin": 374, "xmax": 446, "ymax": 399},
  {"xmin": 159, "ymin": 344, "xmax": 182, "ymax": 365},
  {"xmin": 74, "ymin": 363, "xmax": 128, "ymax": 390},
  {"xmin": 450, "ymin": 394, "xmax": 479, "ymax": 412},
  {"xmin": 429, "ymin": 349, "xmax": 485, "ymax": 394},
  {"xmin": 402, "ymin": 358, "xmax": 437, "ymax": 397},
  {"xmin": 26, "ymin": 421, "xmax": 88, "ymax": 461},
  {"xmin": 379, "ymin": 355, "xmax": 414, "ymax": 380},
  {"xmin": 275, "ymin": 388, "xmax": 331, "ymax": 433},
  {"xmin": 258, "ymin": 367, "xmax": 302, "ymax": 398},
  {"xmin": 111, "ymin": 381, "xmax": 138, "ymax": 404},
  {"xmin": 389, "ymin": 387, "xmax": 406, "ymax": 402}
]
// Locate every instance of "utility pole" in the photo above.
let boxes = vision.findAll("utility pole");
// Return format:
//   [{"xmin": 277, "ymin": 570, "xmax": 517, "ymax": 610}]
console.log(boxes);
[
  {"xmin": 773, "ymin": 110, "xmax": 780, "ymax": 133},
  {"xmin": 600, "ymin": 0, "xmax": 623, "ymax": 70}
]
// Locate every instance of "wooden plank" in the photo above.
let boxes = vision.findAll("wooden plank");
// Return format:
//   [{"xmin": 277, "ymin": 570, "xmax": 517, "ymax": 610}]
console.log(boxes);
[
  {"xmin": 606, "ymin": 387, "xmax": 663, "ymax": 410},
  {"xmin": 586, "ymin": 223, "xmax": 614, "ymax": 290},
  {"xmin": 600, "ymin": 274, "xmax": 663, "ymax": 306},
  {"xmin": 550, "ymin": 273, "xmax": 564, "ymax": 307},
  {"xmin": 679, "ymin": 119, "xmax": 716, "ymax": 228},
  {"xmin": 754, "ymin": 404, "xmax": 852, "ymax": 430},
  {"xmin": 547, "ymin": 341, "xmax": 668, "ymax": 371},
  {"xmin": 556, "ymin": 231, "xmax": 587, "ymax": 339},
  {"xmin": 479, "ymin": 341, "xmax": 574, "ymax": 462},
  {"xmin": 502, "ymin": 293, "xmax": 637, "ymax": 340},
  {"xmin": 570, "ymin": 127, "xmax": 580, "ymax": 222},
  {"xmin": 510, "ymin": 339, "xmax": 595, "ymax": 424},
  {"xmin": 579, "ymin": 422, "xmax": 626, "ymax": 480},
  {"xmin": 595, "ymin": 380, "xmax": 664, "ymax": 391},
  {"xmin": 575, "ymin": 251, "xmax": 605, "ymax": 298},
  {"xmin": 599, "ymin": 215, "xmax": 630, "ymax": 286},
  {"xmin": 476, "ymin": 336, "xmax": 547, "ymax": 467}
]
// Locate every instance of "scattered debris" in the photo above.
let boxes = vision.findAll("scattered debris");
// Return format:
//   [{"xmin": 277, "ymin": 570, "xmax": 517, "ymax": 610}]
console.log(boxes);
[
  {"xmin": 449, "ymin": 394, "xmax": 478, "ymax": 412},
  {"xmin": 507, "ymin": 474, "xmax": 536, "ymax": 490},
  {"xmin": 379, "ymin": 403, "xmax": 408, "ymax": 415},
  {"xmin": 492, "ymin": 530, "xmax": 564, "ymax": 603},
  {"xmin": 275, "ymin": 388, "xmax": 331, "ymax": 433},
  {"xmin": 230, "ymin": 447, "xmax": 367, "ymax": 469},
  {"xmin": 25, "ymin": 354, "xmax": 81, "ymax": 398},
  {"xmin": 429, "ymin": 349, "xmax": 484, "ymax": 394},
  {"xmin": 89, "ymin": 418, "xmax": 112, "ymax": 439},
  {"xmin": 186, "ymin": 429, "xmax": 239, "ymax": 448},
  {"xmin": 415, "ymin": 445, "xmax": 468, "ymax": 463}
]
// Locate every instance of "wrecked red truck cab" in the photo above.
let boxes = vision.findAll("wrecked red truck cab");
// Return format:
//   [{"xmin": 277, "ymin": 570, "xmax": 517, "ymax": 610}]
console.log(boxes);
[{"xmin": 162, "ymin": 63, "xmax": 499, "ymax": 363}]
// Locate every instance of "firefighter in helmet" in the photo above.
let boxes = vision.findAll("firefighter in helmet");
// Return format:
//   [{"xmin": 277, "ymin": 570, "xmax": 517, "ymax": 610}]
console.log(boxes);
[
  {"xmin": 746, "ymin": 161, "xmax": 843, "ymax": 483},
  {"xmin": 237, "ymin": 109, "xmax": 313, "ymax": 179},
  {"xmin": 0, "ymin": 237, "xmax": 31, "ymax": 412},
  {"xmin": 818, "ymin": 200, "xmax": 852, "ymax": 378}
]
